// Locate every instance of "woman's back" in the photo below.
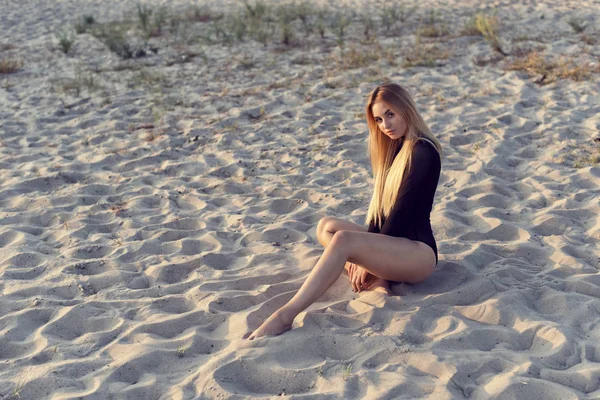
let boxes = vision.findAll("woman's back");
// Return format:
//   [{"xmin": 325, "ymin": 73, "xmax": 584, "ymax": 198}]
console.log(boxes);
[{"xmin": 368, "ymin": 138, "xmax": 441, "ymax": 263}]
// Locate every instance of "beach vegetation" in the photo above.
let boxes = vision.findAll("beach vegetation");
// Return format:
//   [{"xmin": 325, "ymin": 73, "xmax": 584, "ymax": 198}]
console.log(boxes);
[
  {"xmin": 176, "ymin": 346, "xmax": 186, "ymax": 357},
  {"xmin": 212, "ymin": 19, "xmax": 235, "ymax": 46},
  {"xmin": 0, "ymin": 43, "xmax": 16, "ymax": 51},
  {"xmin": 505, "ymin": 51, "xmax": 600, "ymax": 84},
  {"xmin": 361, "ymin": 14, "xmax": 376, "ymax": 42},
  {"xmin": 135, "ymin": 3, "xmax": 169, "ymax": 39},
  {"xmin": 329, "ymin": 12, "xmax": 351, "ymax": 51},
  {"xmin": 418, "ymin": 10, "xmax": 449, "ymax": 38},
  {"xmin": 581, "ymin": 34, "xmax": 597, "ymax": 45},
  {"xmin": 56, "ymin": 28, "xmax": 77, "ymax": 54},
  {"xmin": 316, "ymin": 10, "xmax": 326, "ymax": 39},
  {"xmin": 91, "ymin": 21, "xmax": 136, "ymax": 59},
  {"xmin": 152, "ymin": 7, "xmax": 169, "ymax": 37},
  {"xmin": 74, "ymin": 15, "xmax": 96, "ymax": 34},
  {"xmin": 185, "ymin": 5, "xmax": 220, "ymax": 23},
  {"xmin": 316, "ymin": 365, "xmax": 324, "ymax": 376},
  {"xmin": 136, "ymin": 3, "xmax": 154, "ymax": 37},
  {"xmin": 168, "ymin": 17, "xmax": 192, "ymax": 45},
  {"xmin": 103, "ymin": 33, "xmax": 134, "ymax": 59},
  {"xmin": 474, "ymin": 13, "xmax": 507, "ymax": 56},
  {"xmin": 341, "ymin": 363, "xmax": 352, "ymax": 381},
  {"xmin": 402, "ymin": 40, "xmax": 450, "ymax": 68},
  {"xmin": 460, "ymin": 15, "xmax": 481, "ymax": 36},
  {"xmin": 10, "ymin": 377, "xmax": 26, "ymax": 399},
  {"xmin": 0, "ymin": 58, "xmax": 23, "ymax": 74},
  {"xmin": 131, "ymin": 68, "xmax": 168, "ymax": 89},
  {"xmin": 256, "ymin": 26, "xmax": 272, "ymax": 47},
  {"xmin": 237, "ymin": 53, "xmax": 255, "ymax": 70},
  {"xmin": 573, "ymin": 151, "xmax": 600, "ymax": 168},
  {"xmin": 381, "ymin": 5, "xmax": 398, "ymax": 33},
  {"xmin": 240, "ymin": 0, "xmax": 268, "ymax": 20},
  {"xmin": 296, "ymin": 1, "xmax": 314, "ymax": 37},
  {"xmin": 567, "ymin": 16, "xmax": 586, "ymax": 33},
  {"xmin": 54, "ymin": 66, "xmax": 103, "ymax": 97},
  {"xmin": 277, "ymin": 4, "xmax": 297, "ymax": 45},
  {"xmin": 109, "ymin": 201, "xmax": 128, "ymax": 216},
  {"xmin": 337, "ymin": 42, "xmax": 396, "ymax": 70},
  {"xmin": 232, "ymin": 13, "xmax": 249, "ymax": 42}
]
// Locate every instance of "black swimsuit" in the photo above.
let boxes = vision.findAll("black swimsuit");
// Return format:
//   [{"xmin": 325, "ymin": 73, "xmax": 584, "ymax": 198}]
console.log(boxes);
[{"xmin": 367, "ymin": 139, "xmax": 441, "ymax": 264}]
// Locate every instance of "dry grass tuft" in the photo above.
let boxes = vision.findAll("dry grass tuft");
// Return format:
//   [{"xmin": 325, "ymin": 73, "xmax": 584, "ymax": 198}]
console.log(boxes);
[
  {"xmin": 0, "ymin": 58, "xmax": 23, "ymax": 74},
  {"xmin": 474, "ymin": 13, "xmax": 506, "ymax": 56},
  {"xmin": 402, "ymin": 43, "xmax": 450, "ymax": 68},
  {"xmin": 418, "ymin": 10, "xmax": 449, "ymax": 38},
  {"xmin": 505, "ymin": 51, "xmax": 600, "ymax": 84},
  {"xmin": 581, "ymin": 34, "xmax": 598, "ymax": 45},
  {"xmin": 0, "ymin": 43, "xmax": 16, "ymax": 52},
  {"xmin": 460, "ymin": 15, "xmax": 481, "ymax": 36},
  {"xmin": 336, "ymin": 43, "xmax": 397, "ymax": 70},
  {"xmin": 185, "ymin": 5, "xmax": 221, "ymax": 22},
  {"xmin": 573, "ymin": 150, "xmax": 600, "ymax": 168}
]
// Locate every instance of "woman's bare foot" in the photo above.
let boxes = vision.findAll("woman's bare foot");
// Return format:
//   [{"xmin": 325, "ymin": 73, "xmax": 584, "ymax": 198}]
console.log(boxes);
[
  {"xmin": 366, "ymin": 277, "xmax": 392, "ymax": 295},
  {"xmin": 246, "ymin": 309, "xmax": 295, "ymax": 340}
]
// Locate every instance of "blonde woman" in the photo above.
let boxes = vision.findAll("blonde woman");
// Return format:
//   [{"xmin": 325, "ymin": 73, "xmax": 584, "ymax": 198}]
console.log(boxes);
[{"xmin": 247, "ymin": 82, "xmax": 442, "ymax": 339}]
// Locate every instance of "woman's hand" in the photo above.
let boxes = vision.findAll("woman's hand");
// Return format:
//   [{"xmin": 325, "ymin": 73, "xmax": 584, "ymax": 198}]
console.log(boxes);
[{"xmin": 347, "ymin": 263, "xmax": 371, "ymax": 292}]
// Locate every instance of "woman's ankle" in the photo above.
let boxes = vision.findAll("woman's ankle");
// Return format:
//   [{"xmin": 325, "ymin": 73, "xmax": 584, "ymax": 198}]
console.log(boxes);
[{"xmin": 275, "ymin": 306, "xmax": 300, "ymax": 325}]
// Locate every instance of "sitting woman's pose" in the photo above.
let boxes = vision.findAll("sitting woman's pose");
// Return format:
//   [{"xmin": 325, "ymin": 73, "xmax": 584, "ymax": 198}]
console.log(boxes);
[{"xmin": 247, "ymin": 82, "xmax": 442, "ymax": 339}]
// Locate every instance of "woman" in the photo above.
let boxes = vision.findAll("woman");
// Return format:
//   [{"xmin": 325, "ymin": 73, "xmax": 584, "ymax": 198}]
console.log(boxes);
[{"xmin": 247, "ymin": 82, "xmax": 442, "ymax": 339}]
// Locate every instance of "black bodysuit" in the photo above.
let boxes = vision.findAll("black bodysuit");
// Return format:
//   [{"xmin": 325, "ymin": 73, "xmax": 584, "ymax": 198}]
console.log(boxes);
[{"xmin": 367, "ymin": 139, "xmax": 441, "ymax": 264}]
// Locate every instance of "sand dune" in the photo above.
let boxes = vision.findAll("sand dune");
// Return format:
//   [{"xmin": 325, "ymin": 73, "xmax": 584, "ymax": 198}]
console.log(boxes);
[{"xmin": 0, "ymin": 0, "xmax": 599, "ymax": 398}]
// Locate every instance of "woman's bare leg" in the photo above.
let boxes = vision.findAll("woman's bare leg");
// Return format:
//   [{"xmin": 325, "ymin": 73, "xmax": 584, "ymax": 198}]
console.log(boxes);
[
  {"xmin": 316, "ymin": 216, "xmax": 390, "ymax": 294},
  {"xmin": 247, "ymin": 230, "xmax": 435, "ymax": 339}
]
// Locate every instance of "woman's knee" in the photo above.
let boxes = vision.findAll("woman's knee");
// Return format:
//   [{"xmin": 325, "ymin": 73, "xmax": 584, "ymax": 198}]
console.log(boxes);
[{"xmin": 317, "ymin": 216, "xmax": 335, "ymax": 236}]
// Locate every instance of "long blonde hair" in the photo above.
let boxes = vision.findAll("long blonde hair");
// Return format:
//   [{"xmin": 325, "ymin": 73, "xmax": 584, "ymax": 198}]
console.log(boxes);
[{"xmin": 365, "ymin": 82, "xmax": 443, "ymax": 228}]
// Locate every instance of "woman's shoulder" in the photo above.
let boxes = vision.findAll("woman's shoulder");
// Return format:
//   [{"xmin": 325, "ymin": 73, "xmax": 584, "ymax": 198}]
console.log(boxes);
[{"xmin": 413, "ymin": 137, "xmax": 439, "ymax": 157}]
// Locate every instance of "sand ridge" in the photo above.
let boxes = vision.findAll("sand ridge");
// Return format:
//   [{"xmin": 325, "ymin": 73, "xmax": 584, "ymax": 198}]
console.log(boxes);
[{"xmin": 1, "ymin": 0, "xmax": 600, "ymax": 398}]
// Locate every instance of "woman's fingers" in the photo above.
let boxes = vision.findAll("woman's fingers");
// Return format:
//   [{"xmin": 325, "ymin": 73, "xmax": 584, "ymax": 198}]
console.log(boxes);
[
  {"xmin": 353, "ymin": 267, "xmax": 364, "ymax": 292},
  {"xmin": 359, "ymin": 272, "xmax": 367, "ymax": 290},
  {"xmin": 352, "ymin": 274, "xmax": 360, "ymax": 292}
]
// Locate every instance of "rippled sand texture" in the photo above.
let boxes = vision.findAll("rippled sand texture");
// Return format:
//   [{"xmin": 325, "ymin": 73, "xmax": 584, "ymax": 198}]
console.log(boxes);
[{"xmin": 1, "ymin": 0, "xmax": 600, "ymax": 398}]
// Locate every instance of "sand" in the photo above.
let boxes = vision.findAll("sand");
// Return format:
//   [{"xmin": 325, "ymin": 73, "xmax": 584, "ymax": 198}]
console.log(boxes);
[{"xmin": 1, "ymin": 0, "xmax": 599, "ymax": 398}]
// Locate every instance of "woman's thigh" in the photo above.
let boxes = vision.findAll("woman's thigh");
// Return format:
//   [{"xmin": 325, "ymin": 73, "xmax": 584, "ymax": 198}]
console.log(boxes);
[
  {"xmin": 332, "ymin": 230, "xmax": 436, "ymax": 284},
  {"xmin": 317, "ymin": 216, "xmax": 367, "ymax": 248}
]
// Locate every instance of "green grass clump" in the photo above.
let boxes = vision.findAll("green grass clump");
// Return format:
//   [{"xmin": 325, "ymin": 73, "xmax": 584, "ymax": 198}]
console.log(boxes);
[
  {"xmin": 277, "ymin": 4, "xmax": 297, "ymax": 45},
  {"xmin": 104, "ymin": 33, "xmax": 133, "ymax": 59},
  {"xmin": 56, "ymin": 28, "xmax": 76, "ymax": 54},
  {"xmin": 329, "ymin": 12, "xmax": 351, "ymax": 50},
  {"xmin": 136, "ymin": 3, "xmax": 153, "ymax": 36},
  {"xmin": 418, "ymin": 10, "xmax": 448, "ymax": 38},
  {"xmin": 54, "ymin": 66, "xmax": 103, "ymax": 97},
  {"xmin": 185, "ymin": 5, "xmax": 220, "ymax": 22},
  {"xmin": 90, "ymin": 21, "xmax": 136, "ymax": 59},
  {"xmin": 136, "ymin": 4, "xmax": 168, "ymax": 38},
  {"xmin": 74, "ymin": 15, "xmax": 96, "ymax": 34}
]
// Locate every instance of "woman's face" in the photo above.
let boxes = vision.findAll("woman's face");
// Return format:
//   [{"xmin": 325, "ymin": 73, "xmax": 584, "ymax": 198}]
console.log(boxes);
[{"xmin": 371, "ymin": 100, "xmax": 408, "ymax": 140}]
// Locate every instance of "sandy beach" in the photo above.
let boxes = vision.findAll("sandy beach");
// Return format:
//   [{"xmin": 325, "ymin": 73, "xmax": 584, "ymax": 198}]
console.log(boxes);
[{"xmin": 1, "ymin": 0, "xmax": 599, "ymax": 398}]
